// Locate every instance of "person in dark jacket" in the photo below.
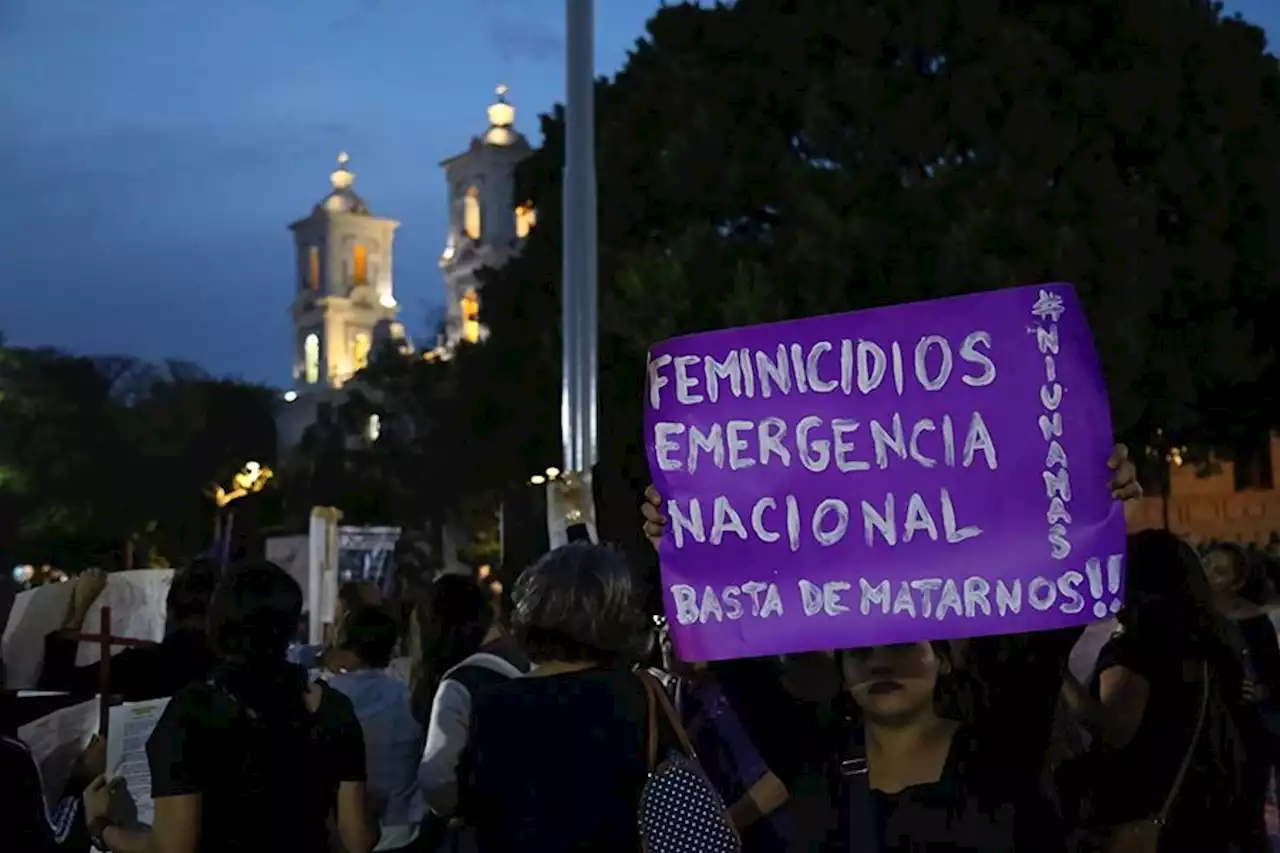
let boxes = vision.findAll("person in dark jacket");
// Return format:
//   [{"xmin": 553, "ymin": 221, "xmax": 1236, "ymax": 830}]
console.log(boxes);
[
  {"xmin": 39, "ymin": 561, "xmax": 220, "ymax": 701},
  {"xmin": 82, "ymin": 560, "xmax": 377, "ymax": 853}
]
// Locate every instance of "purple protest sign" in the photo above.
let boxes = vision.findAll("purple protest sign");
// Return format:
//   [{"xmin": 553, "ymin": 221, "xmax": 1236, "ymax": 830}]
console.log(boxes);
[{"xmin": 645, "ymin": 283, "xmax": 1128, "ymax": 662}]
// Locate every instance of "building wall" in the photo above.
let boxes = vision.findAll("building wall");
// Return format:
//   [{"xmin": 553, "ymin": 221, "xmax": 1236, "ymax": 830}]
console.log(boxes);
[{"xmin": 1126, "ymin": 435, "xmax": 1280, "ymax": 544}]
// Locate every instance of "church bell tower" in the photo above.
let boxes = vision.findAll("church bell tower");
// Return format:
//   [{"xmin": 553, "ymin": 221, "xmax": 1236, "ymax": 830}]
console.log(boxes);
[
  {"xmin": 437, "ymin": 86, "xmax": 535, "ymax": 350},
  {"xmin": 278, "ymin": 153, "xmax": 405, "ymax": 453}
]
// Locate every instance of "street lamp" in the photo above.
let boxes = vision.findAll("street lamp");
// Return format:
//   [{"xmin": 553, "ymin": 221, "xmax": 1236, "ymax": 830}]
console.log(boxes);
[
  {"xmin": 211, "ymin": 460, "xmax": 274, "ymax": 508},
  {"xmin": 208, "ymin": 461, "xmax": 275, "ymax": 567}
]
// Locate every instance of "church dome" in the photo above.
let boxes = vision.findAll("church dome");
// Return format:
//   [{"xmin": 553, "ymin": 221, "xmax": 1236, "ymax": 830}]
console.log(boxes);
[
  {"xmin": 482, "ymin": 85, "xmax": 526, "ymax": 147},
  {"xmin": 314, "ymin": 153, "xmax": 371, "ymax": 215}
]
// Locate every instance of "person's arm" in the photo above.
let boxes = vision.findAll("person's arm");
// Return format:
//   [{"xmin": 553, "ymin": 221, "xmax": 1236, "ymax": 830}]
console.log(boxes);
[
  {"xmin": 327, "ymin": 687, "xmax": 378, "ymax": 853},
  {"xmin": 38, "ymin": 571, "xmax": 108, "ymax": 693},
  {"xmin": 1060, "ymin": 661, "xmax": 1151, "ymax": 749},
  {"xmin": 96, "ymin": 794, "xmax": 200, "ymax": 853},
  {"xmin": 727, "ymin": 771, "xmax": 789, "ymax": 830},
  {"xmin": 336, "ymin": 782, "xmax": 378, "ymax": 853},
  {"xmin": 286, "ymin": 642, "xmax": 324, "ymax": 669},
  {"xmin": 1243, "ymin": 616, "xmax": 1280, "ymax": 703},
  {"xmin": 89, "ymin": 689, "xmax": 206, "ymax": 853},
  {"xmin": 417, "ymin": 678, "xmax": 474, "ymax": 817}
]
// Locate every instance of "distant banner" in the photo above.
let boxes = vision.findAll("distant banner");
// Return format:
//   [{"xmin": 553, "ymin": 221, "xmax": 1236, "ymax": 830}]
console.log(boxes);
[
  {"xmin": 338, "ymin": 526, "xmax": 401, "ymax": 597},
  {"xmin": 645, "ymin": 283, "xmax": 1127, "ymax": 661}
]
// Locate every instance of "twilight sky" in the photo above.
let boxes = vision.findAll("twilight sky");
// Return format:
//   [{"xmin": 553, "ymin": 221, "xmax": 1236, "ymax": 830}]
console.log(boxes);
[{"xmin": 1, "ymin": 0, "xmax": 1276, "ymax": 387}]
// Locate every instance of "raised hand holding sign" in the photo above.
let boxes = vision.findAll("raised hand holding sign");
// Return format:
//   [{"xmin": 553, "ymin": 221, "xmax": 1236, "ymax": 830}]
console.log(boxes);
[{"xmin": 644, "ymin": 283, "xmax": 1129, "ymax": 661}]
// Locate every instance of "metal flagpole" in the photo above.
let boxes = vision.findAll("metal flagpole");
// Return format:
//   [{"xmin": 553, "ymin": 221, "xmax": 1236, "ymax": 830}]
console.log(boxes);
[{"xmin": 551, "ymin": 0, "xmax": 599, "ymax": 546}]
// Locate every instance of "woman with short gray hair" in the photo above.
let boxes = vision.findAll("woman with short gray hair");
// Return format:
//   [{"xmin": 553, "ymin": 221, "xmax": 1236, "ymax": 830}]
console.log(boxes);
[
  {"xmin": 458, "ymin": 542, "xmax": 653, "ymax": 853},
  {"xmin": 510, "ymin": 540, "xmax": 651, "ymax": 667}
]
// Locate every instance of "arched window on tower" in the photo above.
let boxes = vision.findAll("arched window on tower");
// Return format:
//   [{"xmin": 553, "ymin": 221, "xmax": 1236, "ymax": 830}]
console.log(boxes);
[
  {"xmin": 304, "ymin": 334, "xmax": 320, "ymax": 384},
  {"xmin": 353, "ymin": 244, "xmax": 368, "ymax": 285},
  {"xmin": 307, "ymin": 247, "xmax": 320, "ymax": 290},
  {"xmin": 461, "ymin": 289, "xmax": 481, "ymax": 344},
  {"xmin": 515, "ymin": 203, "xmax": 537, "ymax": 239},
  {"xmin": 464, "ymin": 187, "xmax": 482, "ymax": 241}
]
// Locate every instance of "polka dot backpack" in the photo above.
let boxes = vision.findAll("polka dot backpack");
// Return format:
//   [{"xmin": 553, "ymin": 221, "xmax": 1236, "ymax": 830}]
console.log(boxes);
[{"xmin": 636, "ymin": 671, "xmax": 741, "ymax": 853}]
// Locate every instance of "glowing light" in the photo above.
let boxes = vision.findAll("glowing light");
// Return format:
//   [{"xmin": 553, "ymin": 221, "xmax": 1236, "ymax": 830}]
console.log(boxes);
[
  {"xmin": 352, "ymin": 332, "xmax": 371, "ymax": 371},
  {"xmin": 211, "ymin": 461, "xmax": 275, "ymax": 507},
  {"xmin": 304, "ymin": 334, "xmax": 320, "ymax": 384},
  {"xmin": 545, "ymin": 467, "xmax": 560, "ymax": 480},
  {"xmin": 461, "ymin": 290, "xmax": 481, "ymax": 344},
  {"xmin": 464, "ymin": 187, "xmax": 482, "ymax": 240},
  {"xmin": 478, "ymin": 564, "xmax": 491, "ymax": 580},
  {"xmin": 487, "ymin": 85, "xmax": 515, "ymax": 129},
  {"xmin": 283, "ymin": 390, "xmax": 298, "ymax": 402},
  {"xmin": 530, "ymin": 474, "xmax": 547, "ymax": 485},
  {"xmin": 330, "ymin": 152, "xmax": 355, "ymax": 190},
  {"xmin": 515, "ymin": 203, "xmax": 537, "ymax": 238}
]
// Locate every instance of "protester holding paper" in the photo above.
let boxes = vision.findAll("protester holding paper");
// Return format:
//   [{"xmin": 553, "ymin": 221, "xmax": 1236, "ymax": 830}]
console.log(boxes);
[
  {"xmin": 40, "ymin": 562, "xmax": 219, "ymax": 701},
  {"xmin": 82, "ymin": 560, "xmax": 377, "ymax": 853}
]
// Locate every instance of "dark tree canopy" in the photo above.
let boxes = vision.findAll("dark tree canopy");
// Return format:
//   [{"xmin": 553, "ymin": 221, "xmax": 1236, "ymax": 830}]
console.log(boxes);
[
  {"xmin": 0, "ymin": 343, "xmax": 278, "ymax": 568},
  {"xmin": 284, "ymin": 0, "xmax": 1280, "ymax": 568},
  {"xmin": 25, "ymin": 1, "xmax": 1272, "ymax": 571},
  {"xmin": 455, "ymin": 0, "xmax": 1280, "ymax": 506}
]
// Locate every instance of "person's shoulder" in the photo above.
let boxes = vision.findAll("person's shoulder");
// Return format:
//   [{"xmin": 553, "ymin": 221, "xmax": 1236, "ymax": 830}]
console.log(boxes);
[
  {"xmin": 315, "ymin": 679, "xmax": 360, "ymax": 723},
  {"xmin": 466, "ymin": 671, "xmax": 526, "ymax": 711},
  {"xmin": 1094, "ymin": 625, "xmax": 1166, "ymax": 680},
  {"xmin": 150, "ymin": 680, "xmax": 226, "ymax": 733}
]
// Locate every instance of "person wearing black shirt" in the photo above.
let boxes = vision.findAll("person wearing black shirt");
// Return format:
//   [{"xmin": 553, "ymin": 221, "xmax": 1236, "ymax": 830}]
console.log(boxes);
[
  {"xmin": 81, "ymin": 559, "xmax": 377, "ymax": 853},
  {"xmin": 459, "ymin": 542, "xmax": 653, "ymax": 853},
  {"xmin": 40, "ymin": 561, "xmax": 220, "ymax": 702},
  {"xmin": 1061, "ymin": 531, "xmax": 1260, "ymax": 853}
]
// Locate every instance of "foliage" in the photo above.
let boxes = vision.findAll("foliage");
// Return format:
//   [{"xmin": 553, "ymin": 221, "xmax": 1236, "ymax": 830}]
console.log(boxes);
[
  {"xmin": 281, "ymin": 0, "xmax": 1280, "ymax": 570},
  {"xmin": 37, "ymin": 0, "xmax": 1263, "ymax": 571},
  {"xmin": 448, "ymin": 0, "xmax": 1280, "ymax": 517},
  {"xmin": 0, "ymin": 343, "xmax": 278, "ymax": 569}
]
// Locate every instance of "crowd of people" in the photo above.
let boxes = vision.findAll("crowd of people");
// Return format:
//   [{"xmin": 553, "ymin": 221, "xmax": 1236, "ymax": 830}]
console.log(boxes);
[{"xmin": 4, "ymin": 446, "xmax": 1280, "ymax": 852}]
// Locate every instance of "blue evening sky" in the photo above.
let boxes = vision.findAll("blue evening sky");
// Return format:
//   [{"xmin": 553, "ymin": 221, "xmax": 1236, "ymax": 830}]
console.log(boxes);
[{"xmin": 1, "ymin": 0, "xmax": 1275, "ymax": 386}]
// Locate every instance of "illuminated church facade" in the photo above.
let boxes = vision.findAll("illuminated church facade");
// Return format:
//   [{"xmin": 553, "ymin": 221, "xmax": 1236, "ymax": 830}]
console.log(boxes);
[
  {"xmin": 277, "ymin": 87, "xmax": 534, "ymax": 454},
  {"xmin": 437, "ymin": 85, "xmax": 535, "ymax": 348}
]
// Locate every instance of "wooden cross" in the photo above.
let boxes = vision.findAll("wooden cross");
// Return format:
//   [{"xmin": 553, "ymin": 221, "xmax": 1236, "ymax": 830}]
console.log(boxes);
[{"xmin": 54, "ymin": 606, "xmax": 158, "ymax": 752}]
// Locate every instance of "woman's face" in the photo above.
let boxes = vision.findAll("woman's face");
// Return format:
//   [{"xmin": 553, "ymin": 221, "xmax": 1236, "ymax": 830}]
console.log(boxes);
[
  {"xmin": 1204, "ymin": 550, "xmax": 1242, "ymax": 597},
  {"xmin": 842, "ymin": 642, "xmax": 943, "ymax": 722}
]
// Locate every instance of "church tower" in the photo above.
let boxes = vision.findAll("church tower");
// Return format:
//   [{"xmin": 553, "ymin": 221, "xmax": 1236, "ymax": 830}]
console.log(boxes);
[
  {"xmin": 437, "ymin": 86, "xmax": 535, "ymax": 350},
  {"xmin": 278, "ymin": 153, "xmax": 405, "ymax": 453}
]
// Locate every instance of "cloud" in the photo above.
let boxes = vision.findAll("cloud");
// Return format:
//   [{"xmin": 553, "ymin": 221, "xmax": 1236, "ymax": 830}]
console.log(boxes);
[
  {"xmin": 0, "ymin": 118, "xmax": 356, "ymax": 248},
  {"xmin": 487, "ymin": 16, "xmax": 565, "ymax": 62},
  {"xmin": 328, "ymin": 0, "xmax": 385, "ymax": 32}
]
